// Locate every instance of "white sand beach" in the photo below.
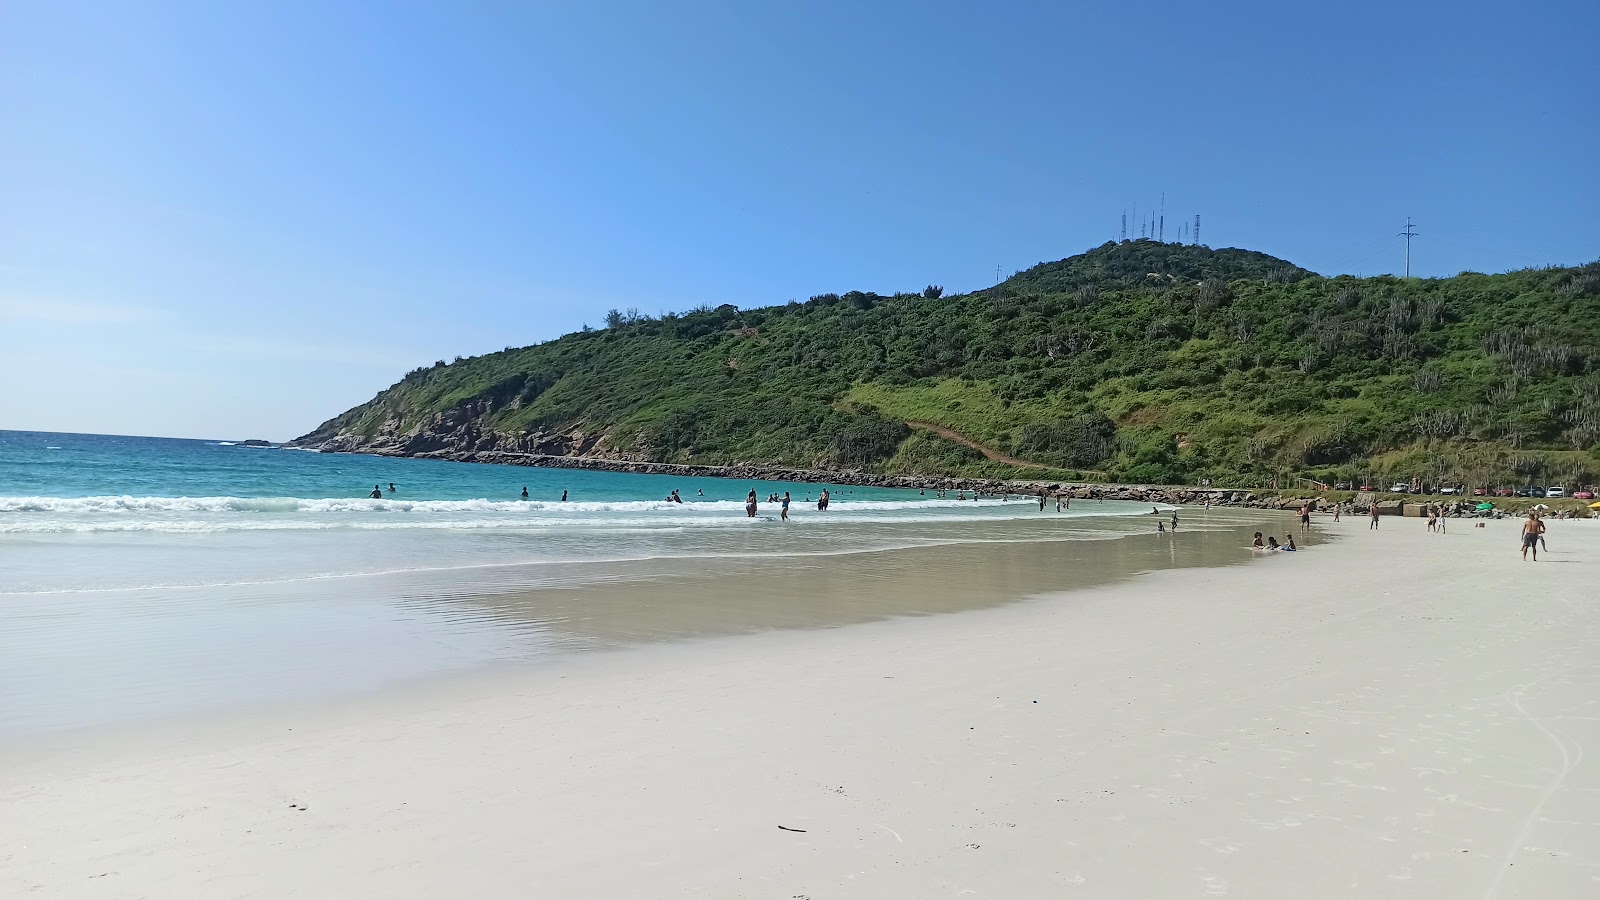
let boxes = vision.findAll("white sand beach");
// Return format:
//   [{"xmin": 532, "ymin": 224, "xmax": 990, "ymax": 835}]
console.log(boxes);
[{"xmin": 3, "ymin": 515, "xmax": 1596, "ymax": 898}]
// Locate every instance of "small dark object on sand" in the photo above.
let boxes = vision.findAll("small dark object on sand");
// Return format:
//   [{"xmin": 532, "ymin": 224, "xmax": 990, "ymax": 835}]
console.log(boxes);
[{"xmin": 778, "ymin": 825, "xmax": 807, "ymax": 833}]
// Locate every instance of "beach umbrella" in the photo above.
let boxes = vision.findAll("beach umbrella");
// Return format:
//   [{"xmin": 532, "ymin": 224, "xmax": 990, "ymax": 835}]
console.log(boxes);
[
  {"xmin": 1589, "ymin": 501, "xmax": 1600, "ymax": 509},
  {"xmin": 1475, "ymin": 502, "xmax": 1494, "ymax": 511},
  {"xmin": 1532, "ymin": 503, "xmax": 1550, "ymax": 510}
]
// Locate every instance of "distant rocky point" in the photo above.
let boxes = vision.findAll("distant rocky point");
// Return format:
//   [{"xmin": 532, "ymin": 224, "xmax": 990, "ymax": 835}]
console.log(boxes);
[{"xmin": 239, "ymin": 439, "xmax": 273, "ymax": 447}]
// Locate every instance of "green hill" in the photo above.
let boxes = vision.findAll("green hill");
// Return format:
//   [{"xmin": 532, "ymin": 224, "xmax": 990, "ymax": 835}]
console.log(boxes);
[{"xmin": 293, "ymin": 240, "xmax": 1600, "ymax": 488}]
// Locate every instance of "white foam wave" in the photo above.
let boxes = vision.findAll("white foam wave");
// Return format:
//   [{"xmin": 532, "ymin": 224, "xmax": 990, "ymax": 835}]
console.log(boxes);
[{"xmin": 0, "ymin": 494, "xmax": 1148, "ymax": 534}]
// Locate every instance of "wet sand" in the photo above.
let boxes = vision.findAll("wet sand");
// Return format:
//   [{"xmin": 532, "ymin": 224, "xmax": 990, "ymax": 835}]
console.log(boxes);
[
  {"xmin": 7, "ymin": 516, "xmax": 1594, "ymax": 897},
  {"xmin": 0, "ymin": 510, "xmax": 1294, "ymax": 735}
]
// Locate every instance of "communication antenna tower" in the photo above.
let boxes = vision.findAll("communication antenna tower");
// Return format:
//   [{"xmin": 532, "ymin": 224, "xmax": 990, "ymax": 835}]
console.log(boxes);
[
  {"xmin": 1159, "ymin": 193, "xmax": 1165, "ymax": 243},
  {"xmin": 1121, "ymin": 211, "xmax": 1126, "ymax": 241},
  {"xmin": 995, "ymin": 264, "xmax": 1002, "ymax": 284},
  {"xmin": 1194, "ymin": 214, "xmax": 1201, "ymax": 246},
  {"xmin": 1398, "ymin": 217, "xmax": 1419, "ymax": 277}
]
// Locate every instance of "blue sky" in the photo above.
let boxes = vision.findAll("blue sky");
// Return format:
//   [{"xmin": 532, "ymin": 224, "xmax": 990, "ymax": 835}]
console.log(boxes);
[{"xmin": 2, "ymin": 0, "xmax": 1595, "ymax": 440}]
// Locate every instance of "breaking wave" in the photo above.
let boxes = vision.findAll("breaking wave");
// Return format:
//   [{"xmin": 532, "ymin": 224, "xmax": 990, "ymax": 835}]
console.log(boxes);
[{"xmin": 0, "ymin": 494, "xmax": 1155, "ymax": 534}]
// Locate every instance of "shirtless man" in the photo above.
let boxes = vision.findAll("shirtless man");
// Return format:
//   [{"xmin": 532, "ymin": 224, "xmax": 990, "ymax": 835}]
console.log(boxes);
[{"xmin": 1521, "ymin": 512, "xmax": 1542, "ymax": 560}]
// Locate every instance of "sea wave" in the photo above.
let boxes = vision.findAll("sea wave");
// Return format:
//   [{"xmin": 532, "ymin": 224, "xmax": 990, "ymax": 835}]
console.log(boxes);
[
  {"xmin": 0, "ymin": 495, "xmax": 1051, "ymax": 515},
  {"xmin": 0, "ymin": 494, "xmax": 1159, "ymax": 534}
]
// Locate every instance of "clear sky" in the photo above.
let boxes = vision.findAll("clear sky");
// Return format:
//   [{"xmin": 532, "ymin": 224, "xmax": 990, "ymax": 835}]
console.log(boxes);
[{"xmin": 2, "ymin": 1, "xmax": 1595, "ymax": 440}]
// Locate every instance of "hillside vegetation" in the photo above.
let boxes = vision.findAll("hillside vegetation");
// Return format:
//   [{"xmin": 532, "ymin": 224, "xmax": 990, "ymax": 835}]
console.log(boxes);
[{"xmin": 295, "ymin": 241, "xmax": 1600, "ymax": 488}]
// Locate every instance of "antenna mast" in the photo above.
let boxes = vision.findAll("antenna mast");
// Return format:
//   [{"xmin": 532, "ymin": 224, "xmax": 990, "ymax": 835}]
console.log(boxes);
[
  {"xmin": 1159, "ymin": 193, "xmax": 1165, "ymax": 243},
  {"xmin": 1398, "ymin": 217, "xmax": 1419, "ymax": 277},
  {"xmin": 1194, "ymin": 214, "xmax": 1200, "ymax": 246}
]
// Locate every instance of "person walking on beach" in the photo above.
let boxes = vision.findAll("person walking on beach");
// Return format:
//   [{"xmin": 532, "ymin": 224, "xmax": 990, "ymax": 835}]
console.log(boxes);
[
  {"xmin": 1521, "ymin": 512, "xmax": 1542, "ymax": 560},
  {"xmin": 1333, "ymin": 503, "xmax": 1341, "ymax": 523},
  {"xmin": 1299, "ymin": 504, "xmax": 1311, "ymax": 532},
  {"xmin": 1425, "ymin": 506, "xmax": 1437, "ymax": 532},
  {"xmin": 1536, "ymin": 512, "xmax": 1548, "ymax": 552},
  {"xmin": 1369, "ymin": 504, "xmax": 1380, "ymax": 529},
  {"xmin": 746, "ymin": 490, "xmax": 758, "ymax": 518},
  {"xmin": 780, "ymin": 491, "xmax": 791, "ymax": 521}
]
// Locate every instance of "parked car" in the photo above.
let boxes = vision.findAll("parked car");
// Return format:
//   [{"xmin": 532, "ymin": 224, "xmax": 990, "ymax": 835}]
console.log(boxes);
[
  {"xmin": 1574, "ymin": 491, "xmax": 1596, "ymax": 500},
  {"xmin": 1494, "ymin": 488, "xmax": 1514, "ymax": 497},
  {"xmin": 1358, "ymin": 484, "xmax": 1375, "ymax": 492},
  {"xmin": 1438, "ymin": 485, "xmax": 1459, "ymax": 495},
  {"xmin": 1333, "ymin": 482, "xmax": 1352, "ymax": 490},
  {"xmin": 1546, "ymin": 486, "xmax": 1566, "ymax": 498},
  {"xmin": 1472, "ymin": 488, "xmax": 1486, "ymax": 496},
  {"xmin": 1389, "ymin": 482, "xmax": 1410, "ymax": 493},
  {"xmin": 1514, "ymin": 487, "xmax": 1541, "ymax": 497}
]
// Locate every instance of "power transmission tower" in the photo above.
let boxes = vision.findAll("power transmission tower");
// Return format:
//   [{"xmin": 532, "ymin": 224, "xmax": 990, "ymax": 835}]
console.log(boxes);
[{"xmin": 1398, "ymin": 217, "xmax": 1419, "ymax": 277}]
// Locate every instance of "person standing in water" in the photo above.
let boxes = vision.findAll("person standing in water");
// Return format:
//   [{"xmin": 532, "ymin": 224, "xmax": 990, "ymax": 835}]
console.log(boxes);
[
  {"xmin": 561, "ymin": 490, "xmax": 568, "ymax": 502},
  {"xmin": 388, "ymin": 482, "xmax": 396, "ymax": 493},
  {"xmin": 780, "ymin": 491, "xmax": 791, "ymax": 521},
  {"xmin": 521, "ymin": 486, "xmax": 529, "ymax": 499},
  {"xmin": 746, "ymin": 490, "xmax": 758, "ymax": 518},
  {"xmin": 370, "ymin": 485, "xmax": 383, "ymax": 499},
  {"xmin": 817, "ymin": 489, "xmax": 830, "ymax": 511}
]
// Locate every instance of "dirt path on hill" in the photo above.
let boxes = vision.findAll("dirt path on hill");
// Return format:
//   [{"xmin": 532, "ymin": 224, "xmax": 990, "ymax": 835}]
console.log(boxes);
[{"xmin": 904, "ymin": 420, "xmax": 1050, "ymax": 470}]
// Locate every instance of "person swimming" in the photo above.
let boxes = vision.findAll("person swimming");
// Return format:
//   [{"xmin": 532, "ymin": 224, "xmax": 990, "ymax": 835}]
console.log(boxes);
[
  {"xmin": 370, "ymin": 485, "xmax": 383, "ymax": 499},
  {"xmin": 388, "ymin": 482, "xmax": 396, "ymax": 493}
]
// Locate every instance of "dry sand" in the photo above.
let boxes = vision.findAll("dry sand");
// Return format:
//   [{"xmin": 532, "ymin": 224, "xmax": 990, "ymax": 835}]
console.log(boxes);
[{"xmin": 3, "ymin": 516, "xmax": 1596, "ymax": 898}]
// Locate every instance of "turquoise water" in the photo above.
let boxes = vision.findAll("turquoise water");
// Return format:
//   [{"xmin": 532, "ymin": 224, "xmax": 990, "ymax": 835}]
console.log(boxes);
[
  {"xmin": 0, "ymin": 429, "xmax": 1171, "ymax": 592},
  {"xmin": 0, "ymin": 429, "xmax": 923, "ymax": 523}
]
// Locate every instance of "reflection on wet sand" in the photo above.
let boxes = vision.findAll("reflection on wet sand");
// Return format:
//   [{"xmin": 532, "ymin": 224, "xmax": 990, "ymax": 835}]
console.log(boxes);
[{"xmin": 457, "ymin": 516, "xmax": 1321, "ymax": 647}]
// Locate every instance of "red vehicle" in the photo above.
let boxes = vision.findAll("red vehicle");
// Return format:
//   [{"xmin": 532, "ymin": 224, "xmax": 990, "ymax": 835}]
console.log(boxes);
[
  {"xmin": 1358, "ymin": 484, "xmax": 1374, "ymax": 492},
  {"xmin": 1493, "ymin": 488, "xmax": 1514, "ymax": 497},
  {"xmin": 1575, "ymin": 490, "xmax": 1596, "ymax": 500},
  {"xmin": 1472, "ymin": 488, "xmax": 1486, "ymax": 496}
]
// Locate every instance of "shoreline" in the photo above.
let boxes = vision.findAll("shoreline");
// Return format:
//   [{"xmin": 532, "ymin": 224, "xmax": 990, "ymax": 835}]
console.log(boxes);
[
  {"xmin": 4, "ymin": 518, "xmax": 1595, "ymax": 897},
  {"xmin": 1, "ymin": 510, "xmax": 1301, "ymax": 738}
]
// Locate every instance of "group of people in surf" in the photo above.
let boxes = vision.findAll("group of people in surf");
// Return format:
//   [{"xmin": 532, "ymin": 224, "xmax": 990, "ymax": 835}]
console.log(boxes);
[{"xmin": 1252, "ymin": 531, "xmax": 1298, "ymax": 552}]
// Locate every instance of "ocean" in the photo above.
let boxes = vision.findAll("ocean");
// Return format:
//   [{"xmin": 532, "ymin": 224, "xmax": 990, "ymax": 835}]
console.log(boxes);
[{"xmin": 1, "ymin": 430, "xmax": 1278, "ymax": 736}]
